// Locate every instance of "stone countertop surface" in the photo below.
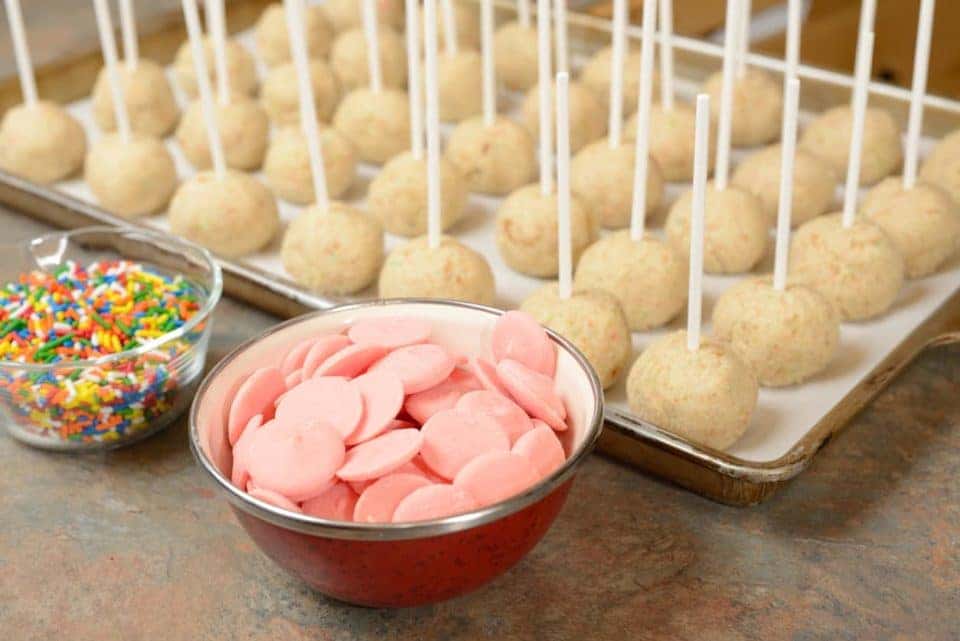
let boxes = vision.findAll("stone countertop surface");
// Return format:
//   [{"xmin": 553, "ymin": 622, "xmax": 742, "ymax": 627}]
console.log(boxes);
[{"xmin": 0, "ymin": 212, "xmax": 958, "ymax": 641}]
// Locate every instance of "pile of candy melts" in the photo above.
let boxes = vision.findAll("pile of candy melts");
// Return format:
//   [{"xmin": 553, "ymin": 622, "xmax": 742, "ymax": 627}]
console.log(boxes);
[
  {"xmin": 228, "ymin": 311, "xmax": 571, "ymax": 523},
  {"xmin": 0, "ymin": 259, "xmax": 203, "ymax": 444}
]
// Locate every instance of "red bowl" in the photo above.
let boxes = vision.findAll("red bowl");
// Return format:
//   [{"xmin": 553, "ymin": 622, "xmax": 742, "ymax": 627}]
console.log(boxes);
[{"xmin": 189, "ymin": 300, "xmax": 604, "ymax": 607}]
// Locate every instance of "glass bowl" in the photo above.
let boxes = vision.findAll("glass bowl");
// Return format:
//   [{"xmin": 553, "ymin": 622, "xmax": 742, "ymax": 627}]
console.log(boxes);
[
  {"xmin": 0, "ymin": 226, "xmax": 222, "ymax": 451},
  {"xmin": 189, "ymin": 299, "xmax": 604, "ymax": 607}
]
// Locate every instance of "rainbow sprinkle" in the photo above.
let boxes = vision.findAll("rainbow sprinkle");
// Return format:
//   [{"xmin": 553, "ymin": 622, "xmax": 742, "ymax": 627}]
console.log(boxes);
[{"xmin": 0, "ymin": 259, "xmax": 206, "ymax": 445}]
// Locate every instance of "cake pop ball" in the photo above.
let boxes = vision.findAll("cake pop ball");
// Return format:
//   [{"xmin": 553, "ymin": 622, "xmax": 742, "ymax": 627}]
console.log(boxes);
[
  {"xmin": 790, "ymin": 213, "xmax": 905, "ymax": 321},
  {"xmin": 173, "ymin": 37, "xmax": 258, "ymax": 99},
  {"xmin": 493, "ymin": 20, "xmax": 538, "ymax": 91},
  {"xmin": 920, "ymin": 128, "xmax": 960, "ymax": 173},
  {"xmin": 0, "ymin": 101, "xmax": 86, "ymax": 184},
  {"xmin": 176, "ymin": 96, "xmax": 269, "ymax": 171},
  {"xmin": 625, "ymin": 102, "xmax": 717, "ymax": 182},
  {"xmin": 261, "ymin": 59, "xmax": 340, "ymax": 126},
  {"xmin": 264, "ymin": 125, "xmax": 357, "ymax": 203},
  {"xmin": 860, "ymin": 178, "xmax": 960, "ymax": 278},
  {"xmin": 367, "ymin": 151, "xmax": 468, "ymax": 236},
  {"xmin": 571, "ymin": 138, "xmax": 665, "ymax": 230},
  {"xmin": 665, "ymin": 183, "xmax": 768, "ymax": 274},
  {"xmin": 379, "ymin": 235, "xmax": 495, "ymax": 305},
  {"xmin": 703, "ymin": 67, "xmax": 783, "ymax": 147},
  {"xmin": 254, "ymin": 2, "xmax": 333, "ymax": 67},
  {"xmin": 731, "ymin": 145, "xmax": 838, "ymax": 226},
  {"xmin": 91, "ymin": 59, "xmax": 179, "ymax": 137},
  {"xmin": 281, "ymin": 203, "xmax": 384, "ymax": 295},
  {"xmin": 520, "ymin": 284, "xmax": 632, "ymax": 390},
  {"xmin": 445, "ymin": 116, "xmax": 536, "ymax": 195},
  {"xmin": 495, "ymin": 183, "xmax": 599, "ymax": 277},
  {"xmin": 574, "ymin": 230, "xmax": 687, "ymax": 331},
  {"xmin": 580, "ymin": 46, "xmax": 657, "ymax": 117},
  {"xmin": 712, "ymin": 277, "xmax": 840, "ymax": 387},
  {"xmin": 333, "ymin": 88, "xmax": 411, "ymax": 164},
  {"xmin": 84, "ymin": 133, "xmax": 178, "ymax": 218},
  {"xmin": 920, "ymin": 152, "xmax": 960, "ymax": 205},
  {"xmin": 431, "ymin": 1, "xmax": 481, "ymax": 52},
  {"xmin": 329, "ymin": 26, "xmax": 407, "ymax": 92},
  {"xmin": 168, "ymin": 170, "xmax": 279, "ymax": 258},
  {"xmin": 800, "ymin": 105, "xmax": 903, "ymax": 186},
  {"xmin": 522, "ymin": 80, "xmax": 606, "ymax": 153},
  {"xmin": 626, "ymin": 330, "xmax": 759, "ymax": 451},
  {"xmin": 437, "ymin": 49, "xmax": 483, "ymax": 122},
  {"xmin": 322, "ymin": 0, "xmax": 404, "ymax": 33}
]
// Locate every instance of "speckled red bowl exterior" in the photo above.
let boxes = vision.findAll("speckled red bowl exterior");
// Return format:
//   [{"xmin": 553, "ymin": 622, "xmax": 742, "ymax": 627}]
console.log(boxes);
[{"xmin": 190, "ymin": 300, "xmax": 603, "ymax": 608}]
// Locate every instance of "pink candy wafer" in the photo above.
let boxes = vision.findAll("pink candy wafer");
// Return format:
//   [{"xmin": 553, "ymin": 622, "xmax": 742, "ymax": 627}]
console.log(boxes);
[
  {"xmin": 275, "ymin": 376, "xmax": 363, "ymax": 439},
  {"xmin": 353, "ymin": 473, "xmax": 432, "ymax": 523},
  {"xmin": 455, "ymin": 390, "xmax": 534, "ymax": 444},
  {"xmin": 404, "ymin": 367, "xmax": 483, "ymax": 425},
  {"xmin": 347, "ymin": 317, "xmax": 432, "ymax": 349},
  {"xmin": 346, "ymin": 371, "xmax": 405, "ymax": 445},
  {"xmin": 247, "ymin": 484, "xmax": 302, "ymax": 513},
  {"xmin": 301, "ymin": 334, "xmax": 352, "ymax": 378},
  {"xmin": 280, "ymin": 337, "xmax": 319, "ymax": 376},
  {"xmin": 368, "ymin": 343, "xmax": 456, "ymax": 394},
  {"xmin": 419, "ymin": 409, "xmax": 510, "ymax": 480},
  {"xmin": 454, "ymin": 451, "xmax": 540, "ymax": 507},
  {"xmin": 470, "ymin": 356, "xmax": 511, "ymax": 398},
  {"xmin": 284, "ymin": 369, "xmax": 303, "ymax": 390},
  {"xmin": 246, "ymin": 421, "xmax": 345, "ymax": 502},
  {"xmin": 491, "ymin": 311, "xmax": 557, "ymax": 377},
  {"xmin": 227, "ymin": 366, "xmax": 286, "ymax": 446},
  {"xmin": 231, "ymin": 413, "xmax": 264, "ymax": 489},
  {"xmin": 512, "ymin": 423, "xmax": 566, "ymax": 479},
  {"xmin": 496, "ymin": 359, "xmax": 567, "ymax": 432},
  {"xmin": 392, "ymin": 484, "xmax": 479, "ymax": 522},
  {"xmin": 336, "ymin": 428, "xmax": 424, "ymax": 482},
  {"xmin": 313, "ymin": 343, "xmax": 389, "ymax": 379},
  {"xmin": 301, "ymin": 482, "xmax": 359, "ymax": 521}
]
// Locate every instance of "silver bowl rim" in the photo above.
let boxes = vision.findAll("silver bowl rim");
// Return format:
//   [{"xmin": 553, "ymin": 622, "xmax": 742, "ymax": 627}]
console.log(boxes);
[{"xmin": 189, "ymin": 298, "xmax": 605, "ymax": 541}]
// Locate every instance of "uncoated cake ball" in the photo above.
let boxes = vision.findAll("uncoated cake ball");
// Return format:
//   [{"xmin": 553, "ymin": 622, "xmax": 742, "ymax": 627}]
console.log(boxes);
[
  {"xmin": 704, "ymin": 67, "xmax": 783, "ymax": 147},
  {"xmin": 333, "ymin": 88, "xmax": 410, "ymax": 164},
  {"xmin": 321, "ymin": 0, "xmax": 404, "ymax": 33},
  {"xmin": 712, "ymin": 277, "xmax": 840, "ymax": 387},
  {"xmin": 626, "ymin": 330, "xmax": 759, "ymax": 450},
  {"xmin": 579, "ymin": 46, "xmax": 657, "ymax": 117},
  {"xmin": 92, "ymin": 59, "xmax": 179, "ymax": 137},
  {"xmin": 260, "ymin": 59, "xmax": 340, "ymax": 126},
  {"xmin": 493, "ymin": 21, "xmax": 538, "ymax": 91},
  {"xmin": 920, "ymin": 149, "xmax": 960, "ymax": 206},
  {"xmin": 520, "ymin": 284, "xmax": 632, "ymax": 390},
  {"xmin": 85, "ymin": 133, "xmax": 178, "ymax": 218},
  {"xmin": 437, "ymin": 51, "xmax": 483, "ymax": 123},
  {"xmin": 445, "ymin": 116, "xmax": 536, "ymax": 195},
  {"xmin": 255, "ymin": 3, "xmax": 333, "ymax": 67},
  {"xmin": 379, "ymin": 235, "xmax": 495, "ymax": 305},
  {"xmin": 571, "ymin": 138, "xmax": 664, "ymax": 229},
  {"xmin": 626, "ymin": 102, "xmax": 717, "ymax": 182},
  {"xmin": 176, "ymin": 97, "xmax": 269, "ymax": 171},
  {"xmin": 263, "ymin": 126, "xmax": 357, "ymax": 204},
  {"xmin": 0, "ymin": 101, "xmax": 86, "ymax": 184},
  {"xmin": 330, "ymin": 27, "xmax": 407, "ymax": 92},
  {"xmin": 495, "ymin": 184, "xmax": 598, "ymax": 277},
  {"xmin": 800, "ymin": 105, "xmax": 903, "ymax": 186},
  {"xmin": 173, "ymin": 37, "xmax": 258, "ymax": 99},
  {"xmin": 522, "ymin": 80, "xmax": 606, "ymax": 153}
]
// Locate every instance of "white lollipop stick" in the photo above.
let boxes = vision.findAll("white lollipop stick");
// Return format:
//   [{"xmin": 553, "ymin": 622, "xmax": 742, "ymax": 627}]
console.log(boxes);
[
  {"xmin": 518, "ymin": 0, "xmax": 531, "ymax": 29},
  {"xmin": 854, "ymin": 0, "xmax": 877, "ymax": 103},
  {"xmin": 93, "ymin": 0, "xmax": 131, "ymax": 142},
  {"xmin": 903, "ymin": 0, "xmax": 936, "ymax": 190},
  {"xmin": 424, "ymin": 0, "xmax": 442, "ymax": 249},
  {"xmin": 658, "ymin": 0, "xmax": 675, "ymax": 110},
  {"xmin": 440, "ymin": 0, "xmax": 458, "ymax": 57},
  {"xmin": 4, "ymin": 0, "xmax": 37, "ymax": 106},
  {"xmin": 607, "ymin": 0, "xmax": 627, "ymax": 148},
  {"xmin": 736, "ymin": 0, "xmax": 751, "ymax": 78},
  {"xmin": 556, "ymin": 72, "xmax": 572, "ymax": 300},
  {"xmin": 363, "ymin": 0, "xmax": 383, "ymax": 93},
  {"xmin": 773, "ymin": 77, "xmax": 800, "ymax": 292},
  {"xmin": 405, "ymin": 0, "xmax": 424, "ymax": 158},
  {"xmin": 687, "ymin": 94, "xmax": 710, "ymax": 352},
  {"xmin": 553, "ymin": 0, "xmax": 568, "ymax": 75},
  {"xmin": 481, "ymin": 0, "xmax": 496, "ymax": 127},
  {"xmin": 119, "ymin": 0, "xmax": 138, "ymax": 70},
  {"xmin": 785, "ymin": 0, "xmax": 801, "ymax": 79},
  {"xmin": 286, "ymin": 0, "xmax": 328, "ymax": 210},
  {"xmin": 842, "ymin": 31, "xmax": 874, "ymax": 228},
  {"xmin": 629, "ymin": 0, "xmax": 657, "ymax": 242},
  {"xmin": 714, "ymin": 0, "xmax": 739, "ymax": 191},
  {"xmin": 205, "ymin": 0, "xmax": 231, "ymax": 105},
  {"xmin": 181, "ymin": 0, "xmax": 226, "ymax": 177},
  {"xmin": 537, "ymin": 0, "xmax": 553, "ymax": 195}
]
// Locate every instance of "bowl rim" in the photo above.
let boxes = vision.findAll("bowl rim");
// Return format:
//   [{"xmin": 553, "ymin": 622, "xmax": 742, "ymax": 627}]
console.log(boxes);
[
  {"xmin": 0, "ymin": 226, "xmax": 223, "ymax": 372},
  {"xmin": 189, "ymin": 298, "xmax": 605, "ymax": 541}
]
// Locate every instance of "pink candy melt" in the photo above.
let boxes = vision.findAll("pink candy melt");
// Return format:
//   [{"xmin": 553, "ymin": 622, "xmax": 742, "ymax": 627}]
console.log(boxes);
[
  {"xmin": 353, "ymin": 473, "xmax": 432, "ymax": 523},
  {"xmin": 392, "ymin": 484, "xmax": 479, "ymax": 522},
  {"xmin": 512, "ymin": 424, "xmax": 566, "ymax": 479},
  {"xmin": 248, "ymin": 485, "xmax": 303, "ymax": 513},
  {"xmin": 301, "ymin": 334, "xmax": 352, "ymax": 378},
  {"xmin": 454, "ymin": 452, "xmax": 540, "ymax": 507},
  {"xmin": 275, "ymin": 376, "xmax": 363, "ymax": 439},
  {"xmin": 491, "ymin": 310, "xmax": 557, "ymax": 377},
  {"xmin": 336, "ymin": 428, "xmax": 424, "ymax": 482},
  {"xmin": 227, "ymin": 367, "xmax": 286, "ymax": 446},
  {"xmin": 346, "ymin": 371, "xmax": 405, "ymax": 445},
  {"xmin": 301, "ymin": 482, "xmax": 359, "ymax": 521},
  {"xmin": 419, "ymin": 409, "xmax": 511, "ymax": 480},
  {"xmin": 368, "ymin": 344, "xmax": 456, "ymax": 394},
  {"xmin": 404, "ymin": 367, "xmax": 483, "ymax": 424},
  {"xmin": 496, "ymin": 359, "xmax": 568, "ymax": 432},
  {"xmin": 313, "ymin": 343, "xmax": 389, "ymax": 378},
  {"xmin": 456, "ymin": 390, "xmax": 534, "ymax": 444},
  {"xmin": 246, "ymin": 421, "xmax": 345, "ymax": 502},
  {"xmin": 347, "ymin": 317, "xmax": 432, "ymax": 349},
  {"xmin": 280, "ymin": 337, "xmax": 318, "ymax": 376},
  {"xmin": 470, "ymin": 356, "xmax": 511, "ymax": 398}
]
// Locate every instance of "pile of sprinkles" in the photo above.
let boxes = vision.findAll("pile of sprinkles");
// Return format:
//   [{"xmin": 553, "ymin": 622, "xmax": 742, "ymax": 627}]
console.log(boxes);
[{"xmin": 0, "ymin": 259, "xmax": 205, "ymax": 444}]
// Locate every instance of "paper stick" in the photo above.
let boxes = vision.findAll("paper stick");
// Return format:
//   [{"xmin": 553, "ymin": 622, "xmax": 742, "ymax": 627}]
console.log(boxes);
[
  {"xmin": 3, "ymin": 0, "xmax": 37, "ymax": 105},
  {"xmin": 629, "ymin": 0, "xmax": 657, "ymax": 242},
  {"xmin": 903, "ymin": 0, "xmax": 936, "ymax": 189},
  {"xmin": 481, "ymin": 0, "xmax": 496, "ymax": 127},
  {"xmin": 440, "ymin": 0, "xmax": 458, "ymax": 57},
  {"xmin": 424, "ymin": 0, "xmax": 442, "ymax": 249},
  {"xmin": 785, "ymin": 0, "xmax": 801, "ymax": 79},
  {"xmin": 205, "ymin": 0, "xmax": 231, "ymax": 104},
  {"xmin": 181, "ymin": 0, "xmax": 226, "ymax": 177},
  {"xmin": 854, "ymin": 0, "xmax": 877, "ymax": 102},
  {"xmin": 714, "ymin": 0, "xmax": 739, "ymax": 190},
  {"xmin": 773, "ymin": 77, "xmax": 800, "ymax": 291},
  {"xmin": 687, "ymin": 94, "xmax": 710, "ymax": 352},
  {"xmin": 363, "ymin": 0, "xmax": 383, "ymax": 93},
  {"xmin": 405, "ymin": 0, "xmax": 424, "ymax": 158},
  {"xmin": 658, "ymin": 0, "xmax": 674, "ymax": 110},
  {"xmin": 736, "ymin": 0, "xmax": 751, "ymax": 78},
  {"xmin": 517, "ymin": 0, "xmax": 531, "ymax": 29},
  {"xmin": 537, "ymin": 0, "xmax": 553, "ymax": 195},
  {"xmin": 607, "ymin": 0, "xmax": 626, "ymax": 148},
  {"xmin": 119, "ymin": 0, "xmax": 138, "ymax": 70},
  {"xmin": 841, "ymin": 31, "xmax": 874, "ymax": 228},
  {"xmin": 553, "ymin": 0, "xmax": 568, "ymax": 74},
  {"xmin": 556, "ymin": 72, "xmax": 572, "ymax": 300},
  {"xmin": 286, "ymin": 0, "xmax": 328, "ymax": 210},
  {"xmin": 93, "ymin": 0, "xmax": 131, "ymax": 142}
]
